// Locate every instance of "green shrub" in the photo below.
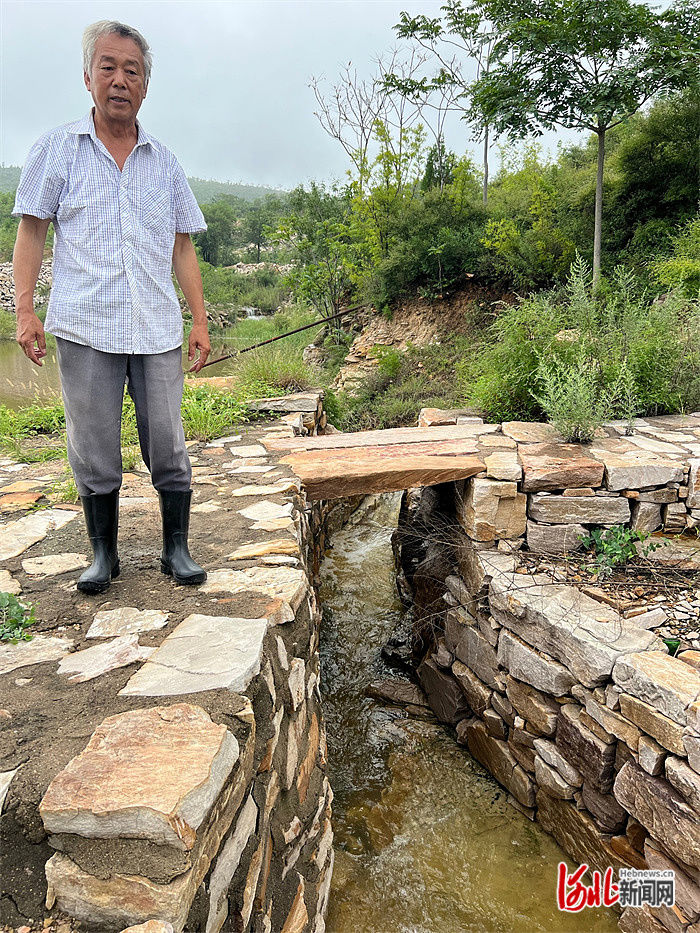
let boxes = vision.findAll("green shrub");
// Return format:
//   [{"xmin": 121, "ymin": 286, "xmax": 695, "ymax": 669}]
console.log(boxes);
[
  {"xmin": 369, "ymin": 188, "xmax": 487, "ymax": 307},
  {"xmin": 533, "ymin": 352, "xmax": 610, "ymax": 443},
  {"xmin": 235, "ymin": 346, "xmax": 314, "ymax": 396},
  {"xmin": 0, "ymin": 398, "xmax": 65, "ymax": 440},
  {"xmin": 327, "ymin": 338, "xmax": 478, "ymax": 431},
  {"xmin": 180, "ymin": 385, "xmax": 248, "ymax": 441},
  {"xmin": 469, "ymin": 258, "xmax": 700, "ymax": 422},
  {"xmin": 651, "ymin": 214, "xmax": 700, "ymax": 298},
  {"xmin": 580, "ymin": 525, "xmax": 659, "ymax": 578}
]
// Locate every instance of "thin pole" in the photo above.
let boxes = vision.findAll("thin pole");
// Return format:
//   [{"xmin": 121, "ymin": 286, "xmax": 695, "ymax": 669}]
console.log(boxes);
[{"xmin": 199, "ymin": 303, "xmax": 366, "ymax": 370}]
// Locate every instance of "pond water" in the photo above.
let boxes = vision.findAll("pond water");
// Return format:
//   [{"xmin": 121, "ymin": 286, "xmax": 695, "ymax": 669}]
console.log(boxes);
[
  {"xmin": 319, "ymin": 494, "xmax": 617, "ymax": 933},
  {"xmin": 0, "ymin": 338, "xmax": 242, "ymax": 408}
]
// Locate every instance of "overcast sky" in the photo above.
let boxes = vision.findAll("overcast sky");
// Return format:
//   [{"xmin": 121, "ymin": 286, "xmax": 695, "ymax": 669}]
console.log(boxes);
[{"xmin": 0, "ymin": 0, "xmax": 586, "ymax": 190}]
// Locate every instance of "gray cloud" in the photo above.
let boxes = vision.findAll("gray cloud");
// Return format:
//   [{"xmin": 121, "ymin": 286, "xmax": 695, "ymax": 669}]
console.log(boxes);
[{"xmin": 1, "ymin": 0, "xmax": 584, "ymax": 190}]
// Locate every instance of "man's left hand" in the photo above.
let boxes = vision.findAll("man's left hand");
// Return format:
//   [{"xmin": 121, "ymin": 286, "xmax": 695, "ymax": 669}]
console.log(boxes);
[{"xmin": 188, "ymin": 322, "xmax": 211, "ymax": 373}]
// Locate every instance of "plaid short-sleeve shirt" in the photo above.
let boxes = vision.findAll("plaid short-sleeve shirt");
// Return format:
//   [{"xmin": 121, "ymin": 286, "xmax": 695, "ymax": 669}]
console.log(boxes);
[{"xmin": 13, "ymin": 110, "xmax": 207, "ymax": 354}]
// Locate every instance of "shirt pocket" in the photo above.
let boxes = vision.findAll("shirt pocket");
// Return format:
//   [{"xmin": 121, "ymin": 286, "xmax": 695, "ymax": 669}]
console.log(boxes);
[
  {"xmin": 139, "ymin": 187, "xmax": 175, "ymax": 251},
  {"xmin": 56, "ymin": 199, "xmax": 87, "ymax": 240}
]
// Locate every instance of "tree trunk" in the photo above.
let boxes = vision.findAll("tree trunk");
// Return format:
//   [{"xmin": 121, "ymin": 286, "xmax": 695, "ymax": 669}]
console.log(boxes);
[
  {"xmin": 482, "ymin": 125, "xmax": 489, "ymax": 207},
  {"xmin": 593, "ymin": 127, "xmax": 605, "ymax": 292}
]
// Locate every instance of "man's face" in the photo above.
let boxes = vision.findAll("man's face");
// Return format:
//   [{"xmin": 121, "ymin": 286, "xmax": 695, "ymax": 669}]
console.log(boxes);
[{"xmin": 84, "ymin": 33, "xmax": 147, "ymax": 126}]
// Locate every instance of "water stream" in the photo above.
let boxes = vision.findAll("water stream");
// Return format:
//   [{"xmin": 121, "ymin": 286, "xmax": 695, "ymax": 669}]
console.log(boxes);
[{"xmin": 319, "ymin": 494, "xmax": 617, "ymax": 933}]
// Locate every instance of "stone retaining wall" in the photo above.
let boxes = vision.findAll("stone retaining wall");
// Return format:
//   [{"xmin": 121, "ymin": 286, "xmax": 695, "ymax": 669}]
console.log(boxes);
[
  {"xmin": 400, "ymin": 411, "xmax": 700, "ymax": 933},
  {"xmin": 1, "ymin": 393, "xmax": 336, "ymax": 933}
]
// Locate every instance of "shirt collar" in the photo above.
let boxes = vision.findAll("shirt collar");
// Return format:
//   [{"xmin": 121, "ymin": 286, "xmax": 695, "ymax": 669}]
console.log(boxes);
[{"xmin": 70, "ymin": 109, "xmax": 152, "ymax": 148}]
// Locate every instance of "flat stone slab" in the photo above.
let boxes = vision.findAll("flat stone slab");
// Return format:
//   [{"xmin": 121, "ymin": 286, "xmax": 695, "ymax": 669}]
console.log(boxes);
[
  {"xmin": 613, "ymin": 651, "xmax": 700, "ymax": 725},
  {"xmin": 226, "ymin": 465, "xmax": 274, "ymax": 475},
  {"xmin": 614, "ymin": 760, "xmax": 700, "ymax": 870},
  {"xmin": 191, "ymin": 501, "xmax": 222, "ymax": 513},
  {"xmin": 284, "ymin": 451, "xmax": 485, "ymax": 500},
  {"xmin": 489, "ymin": 569, "xmax": 662, "ymax": 687},
  {"xmin": 45, "ymin": 852, "xmax": 192, "ymax": 932},
  {"xmin": 519, "ymin": 443, "xmax": 604, "ymax": 492},
  {"xmin": 119, "ymin": 614, "xmax": 268, "ymax": 697},
  {"xmin": 228, "ymin": 539, "xmax": 298, "ymax": 561},
  {"xmin": 121, "ymin": 922, "xmax": 175, "ymax": 933},
  {"xmin": 22, "ymin": 552, "xmax": 89, "ymax": 576},
  {"xmin": 57, "ymin": 636, "xmax": 154, "ymax": 683},
  {"xmin": 502, "ymin": 422, "xmax": 562, "ymax": 444},
  {"xmin": 87, "ymin": 607, "xmax": 170, "ymax": 639},
  {"xmin": 0, "ymin": 634, "xmax": 73, "ymax": 674},
  {"xmin": 0, "ymin": 508, "xmax": 78, "ymax": 561},
  {"xmin": 200, "ymin": 566, "xmax": 308, "ymax": 613},
  {"xmin": 230, "ymin": 481, "xmax": 298, "ymax": 498},
  {"xmin": 587, "ymin": 441, "xmax": 685, "ymax": 490},
  {"xmin": 0, "ymin": 491, "xmax": 43, "ymax": 510},
  {"xmin": 0, "ymin": 766, "xmax": 19, "ymax": 811},
  {"xmin": 247, "ymin": 392, "xmax": 322, "ymax": 413},
  {"xmin": 263, "ymin": 422, "xmax": 499, "ymax": 453},
  {"xmin": 40, "ymin": 704, "xmax": 239, "ymax": 849},
  {"xmin": 227, "ymin": 444, "xmax": 268, "ymax": 458},
  {"xmin": 0, "ymin": 479, "xmax": 44, "ymax": 493},
  {"xmin": 528, "ymin": 493, "xmax": 630, "ymax": 524},
  {"xmin": 0, "ymin": 568, "xmax": 21, "ymax": 594},
  {"xmin": 636, "ymin": 537, "xmax": 700, "ymax": 570},
  {"xmin": 238, "ymin": 500, "xmax": 294, "ymax": 524}
]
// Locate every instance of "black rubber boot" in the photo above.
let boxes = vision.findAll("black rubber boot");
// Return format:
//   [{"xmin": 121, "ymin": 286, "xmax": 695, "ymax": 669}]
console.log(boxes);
[
  {"xmin": 77, "ymin": 491, "xmax": 120, "ymax": 594},
  {"xmin": 159, "ymin": 489, "xmax": 207, "ymax": 585}
]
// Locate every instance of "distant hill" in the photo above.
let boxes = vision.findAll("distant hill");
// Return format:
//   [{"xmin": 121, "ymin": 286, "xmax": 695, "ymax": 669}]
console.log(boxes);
[
  {"xmin": 187, "ymin": 177, "xmax": 287, "ymax": 204},
  {"xmin": 0, "ymin": 166, "xmax": 285, "ymax": 204}
]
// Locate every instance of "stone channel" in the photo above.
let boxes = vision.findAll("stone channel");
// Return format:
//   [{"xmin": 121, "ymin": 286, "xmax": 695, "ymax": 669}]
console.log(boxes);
[{"xmin": 2, "ymin": 397, "xmax": 700, "ymax": 932}]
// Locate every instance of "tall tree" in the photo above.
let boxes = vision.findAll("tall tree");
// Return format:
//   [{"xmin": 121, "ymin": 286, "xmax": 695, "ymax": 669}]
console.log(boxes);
[
  {"xmin": 194, "ymin": 200, "xmax": 237, "ymax": 266},
  {"xmin": 392, "ymin": 0, "xmax": 498, "ymax": 205},
  {"xmin": 469, "ymin": 0, "xmax": 699, "ymax": 288}
]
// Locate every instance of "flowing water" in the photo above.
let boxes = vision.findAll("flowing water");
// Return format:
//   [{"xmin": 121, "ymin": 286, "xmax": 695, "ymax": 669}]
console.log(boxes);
[{"xmin": 319, "ymin": 494, "xmax": 617, "ymax": 933}]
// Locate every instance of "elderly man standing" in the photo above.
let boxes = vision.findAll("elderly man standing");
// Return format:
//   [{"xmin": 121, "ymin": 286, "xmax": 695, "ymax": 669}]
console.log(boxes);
[{"xmin": 13, "ymin": 20, "xmax": 211, "ymax": 593}]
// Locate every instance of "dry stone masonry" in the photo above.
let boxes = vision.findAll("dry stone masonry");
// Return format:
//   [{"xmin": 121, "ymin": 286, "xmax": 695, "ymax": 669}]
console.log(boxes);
[
  {"xmin": 383, "ymin": 409, "xmax": 700, "ymax": 933},
  {"xmin": 0, "ymin": 393, "xmax": 335, "ymax": 933}
]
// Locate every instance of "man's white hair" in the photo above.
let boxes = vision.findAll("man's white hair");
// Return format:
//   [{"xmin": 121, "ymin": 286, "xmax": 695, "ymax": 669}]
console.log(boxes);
[{"xmin": 82, "ymin": 20, "xmax": 152, "ymax": 84}]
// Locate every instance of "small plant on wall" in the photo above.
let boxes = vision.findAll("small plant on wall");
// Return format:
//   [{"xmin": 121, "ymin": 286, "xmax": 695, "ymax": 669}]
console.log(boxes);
[{"xmin": 579, "ymin": 525, "xmax": 661, "ymax": 578}]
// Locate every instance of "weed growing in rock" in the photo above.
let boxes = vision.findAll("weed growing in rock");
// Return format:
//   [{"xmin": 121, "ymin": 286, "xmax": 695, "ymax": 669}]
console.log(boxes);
[
  {"xmin": 0, "ymin": 593, "xmax": 35, "ymax": 643},
  {"xmin": 47, "ymin": 472, "xmax": 79, "ymax": 504},
  {"xmin": 580, "ymin": 525, "xmax": 660, "ymax": 577}
]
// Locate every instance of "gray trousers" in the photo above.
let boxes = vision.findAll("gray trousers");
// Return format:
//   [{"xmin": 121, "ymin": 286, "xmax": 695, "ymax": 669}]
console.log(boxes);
[{"xmin": 56, "ymin": 337, "xmax": 192, "ymax": 497}]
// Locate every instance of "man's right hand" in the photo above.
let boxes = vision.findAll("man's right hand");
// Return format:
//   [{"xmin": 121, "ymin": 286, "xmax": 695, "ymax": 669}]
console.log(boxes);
[
  {"xmin": 14, "ymin": 215, "xmax": 51, "ymax": 366},
  {"xmin": 16, "ymin": 311, "xmax": 47, "ymax": 366}
]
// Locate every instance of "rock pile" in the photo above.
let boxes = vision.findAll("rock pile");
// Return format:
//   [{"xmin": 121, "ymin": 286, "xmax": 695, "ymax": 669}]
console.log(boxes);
[{"xmin": 0, "ymin": 261, "xmax": 52, "ymax": 312}]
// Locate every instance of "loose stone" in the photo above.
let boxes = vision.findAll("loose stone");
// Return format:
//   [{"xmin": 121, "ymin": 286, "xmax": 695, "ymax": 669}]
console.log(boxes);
[
  {"xmin": 0, "ymin": 634, "xmax": 73, "ymax": 675},
  {"xmin": 40, "ymin": 704, "xmax": 239, "ymax": 849},
  {"xmin": 119, "ymin": 615, "xmax": 268, "ymax": 697},
  {"xmin": 87, "ymin": 607, "xmax": 170, "ymax": 639},
  {"xmin": 21, "ymin": 553, "xmax": 89, "ymax": 576}
]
